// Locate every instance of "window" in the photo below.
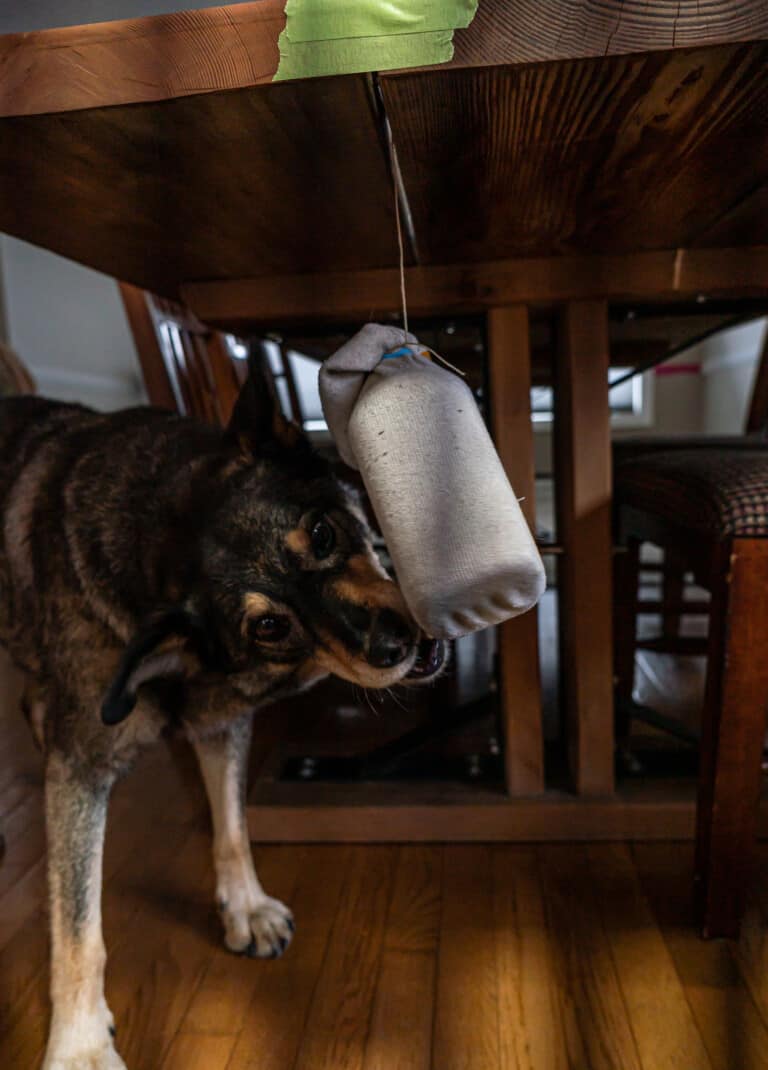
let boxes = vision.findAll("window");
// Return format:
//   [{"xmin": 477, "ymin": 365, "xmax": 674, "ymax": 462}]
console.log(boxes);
[{"xmin": 531, "ymin": 367, "xmax": 653, "ymax": 428}]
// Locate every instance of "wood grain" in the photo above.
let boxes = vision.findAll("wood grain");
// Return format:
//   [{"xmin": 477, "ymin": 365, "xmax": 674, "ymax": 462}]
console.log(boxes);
[
  {"xmin": 538, "ymin": 845, "xmax": 644, "ymax": 1070},
  {"xmin": 0, "ymin": 38, "xmax": 767, "ymax": 299},
  {"xmin": 433, "ymin": 846, "xmax": 500, "ymax": 1070},
  {"xmin": 383, "ymin": 44, "xmax": 768, "ymax": 266},
  {"xmin": 554, "ymin": 301, "xmax": 614, "ymax": 796},
  {"xmin": 635, "ymin": 842, "xmax": 768, "ymax": 1070},
  {"xmin": 492, "ymin": 848, "xmax": 576, "ymax": 1070},
  {"xmin": 362, "ymin": 846, "xmax": 441, "ymax": 1070},
  {"xmin": 587, "ymin": 843, "xmax": 713, "ymax": 1070},
  {"xmin": 0, "ymin": 75, "xmax": 399, "ymax": 300},
  {"xmin": 487, "ymin": 306, "xmax": 544, "ymax": 796},
  {"xmin": 0, "ymin": 2, "xmax": 286, "ymax": 118},
  {"xmin": 448, "ymin": 1, "xmax": 768, "ymax": 72},
  {"xmin": 1, "ymin": 0, "xmax": 764, "ymax": 119},
  {"xmin": 160, "ymin": 1032, "xmax": 237, "ymax": 1070},
  {"xmin": 182, "ymin": 246, "xmax": 768, "ymax": 331},
  {"xmin": 3, "ymin": 706, "xmax": 768, "ymax": 1070},
  {"xmin": 208, "ymin": 846, "xmax": 350, "ymax": 1070},
  {"xmin": 292, "ymin": 847, "xmax": 397, "ymax": 1070}
]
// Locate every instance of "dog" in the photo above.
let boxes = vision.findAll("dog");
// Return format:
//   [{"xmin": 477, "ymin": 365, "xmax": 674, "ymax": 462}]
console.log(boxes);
[{"xmin": 0, "ymin": 356, "xmax": 444, "ymax": 1070}]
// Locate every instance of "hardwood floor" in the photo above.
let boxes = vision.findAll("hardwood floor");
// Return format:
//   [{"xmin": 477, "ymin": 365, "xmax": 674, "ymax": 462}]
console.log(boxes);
[{"xmin": 2, "ymin": 656, "xmax": 768, "ymax": 1069}]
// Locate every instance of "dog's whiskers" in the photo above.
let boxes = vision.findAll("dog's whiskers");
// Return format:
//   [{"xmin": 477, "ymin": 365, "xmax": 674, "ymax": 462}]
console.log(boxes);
[
  {"xmin": 362, "ymin": 687, "xmax": 380, "ymax": 717},
  {"xmin": 385, "ymin": 686, "xmax": 409, "ymax": 711}
]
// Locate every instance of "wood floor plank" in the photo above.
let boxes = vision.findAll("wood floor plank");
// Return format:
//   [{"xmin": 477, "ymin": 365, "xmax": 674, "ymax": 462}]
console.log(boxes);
[
  {"xmin": 492, "ymin": 847, "xmax": 577, "ymax": 1070},
  {"xmin": 180, "ymin": 845, "xmax": 306, "ymax": 1037},
  {"xmin": 161, "ymin": 1032, "xmax": 237, "ymax": 1070},
  {"xmin": 588, "ymin": 843, "xmax": 712, "ymax": 1070},
  {"xmin": 0, "ymin": 780, "xmax": 44, "ymax": 899},
  {"xmin": 225, "ymin": 846, "xmax": 352, "ymax": 1070},
  {"xmin": 634, "ymin": 842, "xmax": 768, "ymax": 1070},
  {"xmin": 102, "ymin": 823, "xmax": 219, "ymax": 1070},
  {"xmin": 0, "ymin": 855, "xmax": 46, "ymax": 952},
  {"xmin": 720, "ymin": 846, "xmax": 768, "ymax": 1050},
  {"xmin": 538, "ymin": 845, "xmax": 644, "ymax": 1070},
  {"xmin": 362, "ymin": 846, "xmax": 442, "ymax": 1070},
  {"xmin": 292, "ymin": 846, "xmax": 397, "ymax": 1070},
  {"xmin": 433, "ymin": 845, "xmax": 500, "ymax": 1070}
]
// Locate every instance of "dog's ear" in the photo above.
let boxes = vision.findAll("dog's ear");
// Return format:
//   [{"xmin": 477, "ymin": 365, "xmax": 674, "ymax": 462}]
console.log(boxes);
[
  {"xmin": 227, "ymin": 346, "xmax": 309, "ymax": 457},
  {"xmin": 101, "ymin": 608, "xmax": 225, "ymax": 726}
]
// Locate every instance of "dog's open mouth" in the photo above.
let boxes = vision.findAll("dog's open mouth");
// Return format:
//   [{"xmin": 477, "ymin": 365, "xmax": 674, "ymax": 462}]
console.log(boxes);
[{"xmin": 405, "ymin": 638, "xmax": 446, "ymax": 681}]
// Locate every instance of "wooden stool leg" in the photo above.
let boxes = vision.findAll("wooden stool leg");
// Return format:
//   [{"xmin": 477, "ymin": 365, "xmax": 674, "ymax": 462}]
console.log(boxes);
[
  {"xmin": 613, "ymin": 537, "xmax": 640, "ymax": 743},
  {"xmin": 695, "ymin": 539, "xmax": 768, "ymax": 938},
  {"xmin": 662, "ymin": 546, "xmax": 686, "ymax": 639}
]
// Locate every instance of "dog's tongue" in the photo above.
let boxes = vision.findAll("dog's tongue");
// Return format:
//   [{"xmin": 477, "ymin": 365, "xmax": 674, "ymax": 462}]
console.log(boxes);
[{"xmin": 406, "ymin": 638, "xmax": 445, "ymax": 680}]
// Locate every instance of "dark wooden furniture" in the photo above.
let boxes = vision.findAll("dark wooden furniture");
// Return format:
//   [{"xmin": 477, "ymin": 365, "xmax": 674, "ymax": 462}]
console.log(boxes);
[
  {"xmin": 615, "ymin": 449, "xmax": 768, "ymax": 937},
  {"xmin": 613, "ymin": 321, "xmax": 768, "ymax": 664},
  {"xmin": 119, "ymin": 283, "xmax": 244, "ymax": 424}
]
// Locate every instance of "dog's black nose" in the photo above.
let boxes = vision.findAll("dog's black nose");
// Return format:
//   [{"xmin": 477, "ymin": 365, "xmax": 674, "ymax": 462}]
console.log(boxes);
[{"xmin": 368, "ymin": 610, "xmax": 414, "ymax": 669}]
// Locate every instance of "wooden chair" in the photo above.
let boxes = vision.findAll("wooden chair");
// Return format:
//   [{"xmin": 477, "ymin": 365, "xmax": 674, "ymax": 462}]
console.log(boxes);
[
  {"xmin": 119, "ymin": 283, "xmax": 245, "ymax": 425},
  {"xmin": 614, "ymin": 321, "xmax": 768, "ymax": 688},
  {"xmin": 614, "ymin": 448, "xmax": 768, "ymax": 938}
]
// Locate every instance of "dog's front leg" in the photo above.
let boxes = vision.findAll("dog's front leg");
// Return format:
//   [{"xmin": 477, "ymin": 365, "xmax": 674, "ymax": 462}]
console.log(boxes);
[
  {"xmin": 192, "ymin": 715, "xmax": 294, "ymax": 958},
  {"xmin": 42, "ymin": 752, "xmax": 125, "ymax": 1070}
]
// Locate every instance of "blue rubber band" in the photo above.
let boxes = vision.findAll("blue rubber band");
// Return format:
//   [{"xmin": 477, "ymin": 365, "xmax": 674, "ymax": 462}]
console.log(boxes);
[{"xmin": 382, "ymin": 346, "xmax": 413, "ymax": 360}]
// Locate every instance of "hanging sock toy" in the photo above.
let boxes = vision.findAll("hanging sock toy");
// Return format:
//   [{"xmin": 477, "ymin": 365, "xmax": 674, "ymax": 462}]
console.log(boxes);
[{"xmin": 319, "ymin": 323, "xmax": 546, "ymax": 640}]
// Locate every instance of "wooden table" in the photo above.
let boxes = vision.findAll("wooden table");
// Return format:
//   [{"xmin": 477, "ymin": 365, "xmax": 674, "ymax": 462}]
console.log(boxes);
[{"xmin": 2, "ymin": 1, "xmax": 768, "ymax": 839}]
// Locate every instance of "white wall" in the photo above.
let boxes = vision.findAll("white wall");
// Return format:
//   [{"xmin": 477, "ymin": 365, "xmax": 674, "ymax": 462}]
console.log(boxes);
[
  {"xmin": 0, "ymin": 235, "xmax": 146, "ymax": 410},
  {"xmin": 697, "ymin": 318, "xmax": 767, "ymax": 434}
]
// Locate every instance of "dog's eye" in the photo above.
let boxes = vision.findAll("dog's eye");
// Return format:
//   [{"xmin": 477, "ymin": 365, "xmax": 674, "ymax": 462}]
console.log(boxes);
[
  {"xmin": 310, "ymin": 518, "xmax": 336, "ymax": 560},
  {"xmin": 249, "ymin": 614, "xmax": 291, "ymax": 643}
]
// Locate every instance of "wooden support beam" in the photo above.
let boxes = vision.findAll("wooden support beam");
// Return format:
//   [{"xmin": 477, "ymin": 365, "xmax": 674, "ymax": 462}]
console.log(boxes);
[
  {"xmin": 487, "ymin": 307, "xmax": 544, "ymax": 796},
  {"xmin": 554, "ymin": 301, "xmax": 615, "ymax": 797},
  {"xmin": 244, "ymin": 779, "xmax": 768, "ymax": 843},
  {"xmin": 181, "ymin": 246, "xmax": 768, "ymax": 330}
]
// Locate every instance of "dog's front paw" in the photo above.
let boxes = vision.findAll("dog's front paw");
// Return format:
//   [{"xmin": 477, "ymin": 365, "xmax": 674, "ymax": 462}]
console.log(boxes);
[
  {"xmin": 221, "ymin": 895, "xmax": 295, "ymax": 959},
  {"xmin": 43, "ymin": 1006, "xmax": 126, "ymax": 1070},
  {"xmin": 42, "ymin": 1039, "xmax": 127, "ymax": 1070}
]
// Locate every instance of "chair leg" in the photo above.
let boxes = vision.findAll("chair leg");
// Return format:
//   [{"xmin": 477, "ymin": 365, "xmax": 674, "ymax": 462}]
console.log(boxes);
[
  {"xmin": 695, "ymin": 539, "xmax": 768, "ymax": 938},
  {"xmin": 613, "ymin": 537, "xmax": 640, "ymax": 742},
  {"xmin": 662, "ymin": 546, "xmax": 686, "ymax": 639}
]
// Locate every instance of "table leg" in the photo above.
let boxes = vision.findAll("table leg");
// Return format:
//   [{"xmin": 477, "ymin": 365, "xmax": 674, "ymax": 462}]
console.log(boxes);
[
  {"xmin": 554, "ymin": 300, "xmax": 614, "ymax": 796},
  {"xmin": 488, "ymin": 306, "xmax": 544, "ymax": 795}
]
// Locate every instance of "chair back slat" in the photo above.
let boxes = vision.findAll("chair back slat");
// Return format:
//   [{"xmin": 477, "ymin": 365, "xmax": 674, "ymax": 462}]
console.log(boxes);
[{"xmin": 120, "ymin": 282, "xmax": 243, "ymax": 426}]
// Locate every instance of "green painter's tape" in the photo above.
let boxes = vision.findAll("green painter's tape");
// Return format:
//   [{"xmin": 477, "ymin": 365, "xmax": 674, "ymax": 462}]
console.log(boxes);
[
  {"xmin": 283, "ymin": 0, "xmax": 477, "ymax": 42},
  {"xmin": 275, "ymin": 29, "xmax": 455, "ymax": 80},
  {"xmin": 274, "ymin": 0, "xmax": 478, "ymax": 81}
]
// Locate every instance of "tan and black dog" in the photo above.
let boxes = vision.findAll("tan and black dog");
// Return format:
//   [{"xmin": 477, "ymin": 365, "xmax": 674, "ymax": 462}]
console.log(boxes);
[{"xmin": 0, "ymin": 359, "xmax": 444, "ymax": 1070}]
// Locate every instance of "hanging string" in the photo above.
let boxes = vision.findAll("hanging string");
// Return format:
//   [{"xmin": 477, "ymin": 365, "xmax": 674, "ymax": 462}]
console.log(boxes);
[
  {"xmin": 384, "ymin": 115, "xmax": 465, "ymax": 378},
  {"xmin": 385, "ymin": 115, "xmax": 409, "ymax": 341}
]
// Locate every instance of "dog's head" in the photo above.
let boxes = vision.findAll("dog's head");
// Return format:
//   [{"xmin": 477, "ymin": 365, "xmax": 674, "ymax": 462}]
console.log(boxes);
[{"xmin": 102, "ymin": 353, "xmax": 445, "ymax": 726}]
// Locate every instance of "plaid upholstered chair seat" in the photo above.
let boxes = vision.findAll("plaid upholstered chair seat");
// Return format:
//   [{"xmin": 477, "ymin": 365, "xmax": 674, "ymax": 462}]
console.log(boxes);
[{"xmin": 614, "ymin": 447, "xmax": 768, "ymax": 537}]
